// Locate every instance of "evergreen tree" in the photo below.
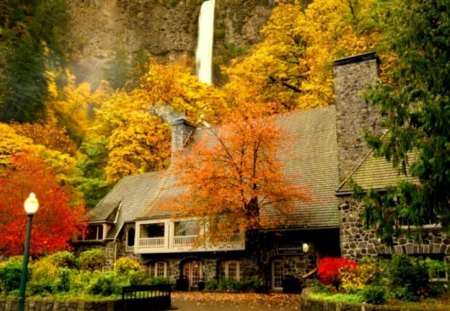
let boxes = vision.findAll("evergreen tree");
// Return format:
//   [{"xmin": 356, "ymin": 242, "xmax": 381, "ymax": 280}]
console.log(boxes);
[
  {"xmin": 0, "ymin": 0, "xmax": 69, "ymax": 122},
  {"xmin": 359, "ymin": 0, "xmax": 450, "ymax": 240}
]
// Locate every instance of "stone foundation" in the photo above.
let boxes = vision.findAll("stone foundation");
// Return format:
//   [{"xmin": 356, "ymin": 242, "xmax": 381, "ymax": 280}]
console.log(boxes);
[
  {"xmin": 0, "ymin": 299, "xmax": 119, "ymax": 311},
  {"xmin": 339, "ymin": 199, "xmax": 450, "ymax": 266}
]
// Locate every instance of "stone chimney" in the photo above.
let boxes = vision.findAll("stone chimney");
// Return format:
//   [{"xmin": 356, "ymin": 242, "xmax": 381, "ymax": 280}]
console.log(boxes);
[
  {"xmin": 333, "ymin": 52, "xmax": 383, "ymax": 182},
  {"xmin": 171, "ymin": 117, "xmax": 196, "ymax": 156}
]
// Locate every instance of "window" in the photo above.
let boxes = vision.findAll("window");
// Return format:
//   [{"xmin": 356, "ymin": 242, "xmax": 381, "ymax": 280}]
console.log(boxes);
[
  {"xmin": 174, "ymin": 220, "xmax": 200, "ymax": 236},
  {"xmin": 84, "ymin": 224, "xmax": 104, "ymax": 240},
  {"xmin": 126, "ymin": 228, "xmax": 135, "ymax": 252},
  {"xmin": 127, "ymin": 228, "xmax": 135, "ymax": 246},
  {"xmin": 140, "ymin": 223, "xmax": 165, "ymax": 238},
  {"xmin": 271, "ymin": 259, "xmax": 285, "ymax": 290},
  {"xmin": 139, "ymin": 223, "xmax": 166, "ymax": 248},
  {"xmin": 221, "ymin": 261, "xmax": 241, "ymax": 281},
  {"xmin": 149, "ymin": 261, "xmax": 167, "ymax": 278}
]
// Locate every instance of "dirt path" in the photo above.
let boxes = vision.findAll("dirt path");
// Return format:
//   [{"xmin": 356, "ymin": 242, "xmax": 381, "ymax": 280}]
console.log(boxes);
[{"xmin": 171, "ymin": 292, "xmax": 301, "ymax": 311}]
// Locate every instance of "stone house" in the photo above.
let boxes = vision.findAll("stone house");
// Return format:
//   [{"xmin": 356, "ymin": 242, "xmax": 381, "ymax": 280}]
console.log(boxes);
[{"xmin": 75, "ymin": 52, "xmax": 449, "ymax": 288}]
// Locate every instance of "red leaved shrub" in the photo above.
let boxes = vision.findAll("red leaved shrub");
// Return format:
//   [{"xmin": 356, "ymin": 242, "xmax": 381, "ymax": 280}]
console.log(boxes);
[{"xmin": 317, "ymin": 257, "xmax": 358, "ymax": 289}]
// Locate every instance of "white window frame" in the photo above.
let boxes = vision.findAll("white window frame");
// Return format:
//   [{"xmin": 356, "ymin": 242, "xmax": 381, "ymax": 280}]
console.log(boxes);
[
  {"xmin": 151, "ymin": 261, "xmax": 167, "ymax": 278},
  {"xmin": 271, "ymin": 259, "xmax": 284, "ymax": 290},
  {"xmin": 222, "ymin": 261, "xmax": 241, "ymax": 281}
]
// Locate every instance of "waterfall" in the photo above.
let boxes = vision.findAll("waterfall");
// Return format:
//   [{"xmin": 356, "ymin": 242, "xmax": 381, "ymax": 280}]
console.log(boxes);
[{"xmin": 195, "ymin": 0, "xmax": 215, "ymax": 85}]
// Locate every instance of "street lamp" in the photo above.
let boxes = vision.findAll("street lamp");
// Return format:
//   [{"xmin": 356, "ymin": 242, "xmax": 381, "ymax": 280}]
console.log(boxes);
[{"xmin": 17, "ymin": 192, "xmax": 39, "ymax": 311}]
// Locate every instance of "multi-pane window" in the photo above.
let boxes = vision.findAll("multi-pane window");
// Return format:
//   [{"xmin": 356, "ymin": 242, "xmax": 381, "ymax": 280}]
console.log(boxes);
[
  {"xmin": 149, "ymin": 261, "xmax": 167, "ymax": 278},
  {"xmin": 221, "ymin": 261, "xmax": 241, "ymax": 281},
  {"xmin": 271, "ymin": 260, "xmax": 284, "ymax": 290}
]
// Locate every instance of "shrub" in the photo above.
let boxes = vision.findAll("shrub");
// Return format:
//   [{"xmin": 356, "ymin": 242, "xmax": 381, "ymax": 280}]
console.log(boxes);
[
  {"xmin": 79, "ymin": 249, "xmax": 107, "ymax": 271},
  {"xmin": 51, "ymin": 268, "xmax": 73, "ymax": 293},
  {"xmin": 205, "ymin": 279, "xmax": 218, "ymax": 290},
  {"xmin": 113, "ymin": 257, "xmax": 142, "ymax": 275},
  {"xmin": 30, "ymin": 257, "xmax": 76, "ymax": 295},
  {"xmin": 149, "ymin": 277, "xmax": 173, "ymax": 286},
  {"xmin": 48, "ymin": 251, "xmax": 78, "ymax": 269},
  {"xmin": 362, "ymin": 284, "xmax": 387, "ymax": 305},
  {"xmin": 341, "ymin": 260, "xmax": 379, "ymax": 293},
  {"xmin": 387, "ymin": 255, "xmax": 430, "ymax": 301},
  {"xmin": 317, "ymin": 257, "xmax": 357, "ymax": 289},
  {"xmin": 128, "ymin": 270, "xmax": 151, "ymax": 286},
  {"xmin": 88, "ymin": 271, "xmax": 125, "ymax": 296},
  {"xmin": 0, "ymin": 257, "xmax": 25, "ymax": 293},
  {"xmin": 217, "ymin": 278, "xmax": 263, "ymax": 292}
]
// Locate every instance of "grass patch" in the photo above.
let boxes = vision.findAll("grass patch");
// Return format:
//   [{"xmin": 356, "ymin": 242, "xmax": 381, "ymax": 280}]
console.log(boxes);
[{"xmin": 309, "ymin": 291, "xmax": 364, "ymax": 303}]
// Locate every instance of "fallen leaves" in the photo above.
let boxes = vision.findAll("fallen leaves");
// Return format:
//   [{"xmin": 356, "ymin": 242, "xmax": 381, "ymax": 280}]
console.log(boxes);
[{"xmin": 172, "ymin": 292, "xmax": 301, "ymax": 311}]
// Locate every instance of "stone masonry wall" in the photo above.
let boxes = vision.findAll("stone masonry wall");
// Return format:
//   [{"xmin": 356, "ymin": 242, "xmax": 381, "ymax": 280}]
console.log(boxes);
[
  {"xmin": 340, "ymin": 198, "xmax": 450, "ymax": 266},
  {"xmin": 333, "ymin": 52, "xmax": 383, "ymax": 182},
  {"xmin": 0, "ymin": 299, "xmax": 118, "ymax": 311}
]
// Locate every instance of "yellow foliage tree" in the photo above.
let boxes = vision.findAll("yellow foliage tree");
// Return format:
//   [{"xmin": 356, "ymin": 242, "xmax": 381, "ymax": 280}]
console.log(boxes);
[
  {"xmin": 223, "ymin": 0, "xmax": 379, "ymax": 112},
  {"xmin": 0, "ymin": 124, "xmax": 34, "ymax": 168},
  {"xmin": 46, "ymin": 71, "xmax": 113, "ymax": 141},
  {"xmin": 136, "ymin": 61, "xmax": 227, "ymax": 123},
  {"xmin": 93, "ymin": 91, "xmax": 171, "ymax": 183}
]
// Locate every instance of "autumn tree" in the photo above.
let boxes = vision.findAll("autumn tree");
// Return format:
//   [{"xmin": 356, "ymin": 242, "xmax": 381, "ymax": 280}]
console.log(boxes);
[
  {"xmin": 92, "ymin": 90, "xmax": 171, "ymax": 183},
  {"xmin": 169, "ymin": 104, "xmax": 309, "ymax": 285},
  {"xmin": 11, "ymin": 116, "xmax": 78, "ymax": 156},
  {"xmin": 136, "ymin": 60, "xmax": 227, "ymax": 123},
  {"xmin": 0, "ymin": 124, "xmax": 35, "ymax": 169},
  {"xmin": 223, "ymin": 0, "xmax": 379, "ymax": 113},
  {"xmin": 357, "ymin": 0, "xmax": 450, "ymax": 240},
  {"xmin": 0, "ymin": 153, "xmax": 86, "ymax": 256}
]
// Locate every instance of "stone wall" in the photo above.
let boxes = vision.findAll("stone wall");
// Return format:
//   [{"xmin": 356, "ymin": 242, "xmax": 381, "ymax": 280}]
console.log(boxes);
[
  {"xmin": 300, "ymin": 296, "xmax": 450, "ymax": 311},
  {"xmin": 140, "ymin": 240, "xmax": 317, "ymax": 288},
  {"xmin": 333, "ymin": 52, "xmax": 383, "ymax": 182},
  {"xmin": 0, "ymin": 299, "xmax": 118, "ymax": 311},
  {"xmin": 339, "ymin": 198, "xmax": 450, "ymax": 266}
]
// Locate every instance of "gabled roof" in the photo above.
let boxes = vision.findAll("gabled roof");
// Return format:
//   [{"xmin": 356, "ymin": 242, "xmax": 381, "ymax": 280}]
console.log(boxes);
[
  {"xmin": 138, "ymin": 106, "xmax": 340, "ymax": 229},
  {"xmin": 89, "ymin": 171, "xmax": 167, "ymax": 239},
  {"xmin": 336, "ymin": 149, "xmax": 418, "ymax": 195}
]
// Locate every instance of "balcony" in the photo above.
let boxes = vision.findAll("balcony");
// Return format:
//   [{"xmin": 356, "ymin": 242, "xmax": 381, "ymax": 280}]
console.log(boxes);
[
  {"xmin": 173, "ymin": 235, "xmax": 197, "ymax": 247},
  {"xmin": 139, "ymin": 237, "xmax": 165, "ymax": 248},
  {"xmin": 135, "ymin": 219, "xmax": 246, "ymax": 254}
]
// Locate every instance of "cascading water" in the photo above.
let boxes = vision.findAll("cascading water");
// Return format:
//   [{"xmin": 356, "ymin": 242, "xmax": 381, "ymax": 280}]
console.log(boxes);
[{"xmin": 195, "ymin": 0, "xmax": 215, "ymax": 85}]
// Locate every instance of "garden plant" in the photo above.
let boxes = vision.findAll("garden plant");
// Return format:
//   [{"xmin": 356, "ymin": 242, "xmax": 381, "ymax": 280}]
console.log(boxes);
[{"xmin": 312, "ymin": 255, "xmax": 449, "ymax": 306}]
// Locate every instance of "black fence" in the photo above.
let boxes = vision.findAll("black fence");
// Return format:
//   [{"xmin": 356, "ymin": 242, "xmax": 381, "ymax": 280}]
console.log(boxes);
[{"xmin": 121, "ymin": 284, "xmax": 172, "ymax": 311}]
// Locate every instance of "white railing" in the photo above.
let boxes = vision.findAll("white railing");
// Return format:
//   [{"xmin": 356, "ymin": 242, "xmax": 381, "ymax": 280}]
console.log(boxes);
[
  {"xmin": 139, "ymin": 237, "xmax": 165, "ymax": 248},
  {"xmin": 173, "ymin": 235, "xmax": 197, "ymax": 246}
]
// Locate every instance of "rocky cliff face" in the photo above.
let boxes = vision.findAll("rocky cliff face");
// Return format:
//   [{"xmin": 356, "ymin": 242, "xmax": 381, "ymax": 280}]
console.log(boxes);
[{"xmin": 68, "ymin": 0, "xmax": 274, "ymax": 87}]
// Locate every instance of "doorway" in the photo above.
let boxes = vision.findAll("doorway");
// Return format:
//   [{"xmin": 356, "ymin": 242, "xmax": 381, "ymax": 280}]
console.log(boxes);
[{"xmin": 182, "ymin": 260, "xmax": 203, "ymax": 289}]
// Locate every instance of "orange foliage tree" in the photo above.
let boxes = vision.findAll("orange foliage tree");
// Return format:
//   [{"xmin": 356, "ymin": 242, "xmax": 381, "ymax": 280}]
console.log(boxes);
[
  {"xmin": 0, "ymin": 153, "xmax": 86, "ymax": 256},
  {"xmin": 171, "ymin": 105, "xmax": 309, "ymax": 240}
]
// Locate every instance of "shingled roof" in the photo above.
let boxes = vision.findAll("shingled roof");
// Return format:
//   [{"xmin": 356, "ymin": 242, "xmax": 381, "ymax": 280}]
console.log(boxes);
[
  {"xmin": 89, "ymin": 171, "xmax": 167, "ymax": 239},
  {"xmin": 336, "ymin": 149, "xmax": 418, "ymax": 195},
  {"xmin": 89, "ymin": 105, "xmax": 341, "ymax": 236},
  {"xmin": 138, "ymin": 106, "xmax": 340, "ymax": 229}
]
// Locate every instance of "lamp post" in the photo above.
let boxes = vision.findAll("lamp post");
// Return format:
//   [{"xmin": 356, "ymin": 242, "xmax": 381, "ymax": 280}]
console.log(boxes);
[{"xmin": 17, "ymin": 193, "xmax": 39, "ymax": 311}]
